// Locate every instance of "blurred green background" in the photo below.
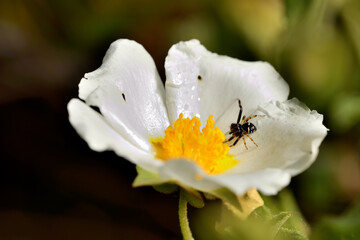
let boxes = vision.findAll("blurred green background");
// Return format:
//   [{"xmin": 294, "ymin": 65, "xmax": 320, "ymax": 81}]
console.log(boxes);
[{"xmin": 0, "ymin": 0, "xmax": 359, "ymax": 239}]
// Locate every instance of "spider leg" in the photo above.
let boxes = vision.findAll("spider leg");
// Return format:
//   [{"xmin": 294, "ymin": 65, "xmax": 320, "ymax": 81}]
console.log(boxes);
[
  {"xmin": 224, "ymin": 136, "xmax": 235, "ymax": 143},
  {"xmin": 245, "ymin": 115, "xmax": 265, "ymax": 122},
  {"xmin": 225, "ymin": 130, "xmax": 236, "ymax": 138},
  {"xmin": 244, "ymin": 133, "xmax": 258, "ymax": 147},
  {"xmin": 241, "ymin": 136, "xmax": 248, "ymax": 150},
  {"xmin": 230, "ymin": 137, "xmax": 241, "ymax": 147},
  {"xmin": 241, "ymin": 115, "xmax": 246, "ymax": 124},
  {"xmin": 236, "ymin": 99, "xmax": 243, "ymax": 124}
]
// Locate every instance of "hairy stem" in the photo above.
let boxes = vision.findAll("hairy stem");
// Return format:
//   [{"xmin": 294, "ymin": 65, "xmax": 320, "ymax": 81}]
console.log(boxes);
[{"xmin": 179, "ymin": 190, "xmax": 194, "ymax": 240}]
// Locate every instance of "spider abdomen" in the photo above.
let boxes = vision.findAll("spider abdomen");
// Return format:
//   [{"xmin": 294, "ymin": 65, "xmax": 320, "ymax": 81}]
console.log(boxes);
[{"xmin": 242, "ymin": 122, "xmax": 257, "ymax": 134}]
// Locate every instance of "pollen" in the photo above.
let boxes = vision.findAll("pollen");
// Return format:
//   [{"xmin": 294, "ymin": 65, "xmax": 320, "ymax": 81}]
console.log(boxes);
[{"xmin": 151, "ymin": 113, "xmax": 238, "ymax": 174}]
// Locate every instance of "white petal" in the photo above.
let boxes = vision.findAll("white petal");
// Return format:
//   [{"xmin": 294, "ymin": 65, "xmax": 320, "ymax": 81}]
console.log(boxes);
[
  {"xmin": 219, "ymin": 98, "xmax": 328, "ymax": 176},
  {"xmin": 164, "ymin": 39, "xmax": 289, "ymax": 125},
  {"xmin": 79, "ymin": 39, "xmax": 169, "ymax": 151},
  {"xmin": 68, "ymin": 99, "xmax": 162, "ymax": 172},
  {"xmin": 159, "ymin": 160, "xmax": 222, "ymax": 190},
  {"xmin": 209, "ymin": 169, "xmax": 291, "ymax": 196},
  {"xmin": 158, "ymin": 159, "xmax": 291, "ymax": 195}
]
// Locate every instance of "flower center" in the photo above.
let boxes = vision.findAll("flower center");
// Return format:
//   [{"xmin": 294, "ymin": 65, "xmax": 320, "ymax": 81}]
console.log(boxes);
[{"xmin": 151, "ymin": 113, "xmax": 238, "ymax": 174}]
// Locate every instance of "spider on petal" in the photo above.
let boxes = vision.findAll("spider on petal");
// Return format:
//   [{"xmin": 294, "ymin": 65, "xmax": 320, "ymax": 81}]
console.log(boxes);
[{"xmin": 224, "ymin": 99, "xmax": 264, "ymax": 150}]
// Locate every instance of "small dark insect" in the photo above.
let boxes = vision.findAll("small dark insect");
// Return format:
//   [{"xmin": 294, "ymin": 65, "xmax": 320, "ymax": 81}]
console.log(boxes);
[{"xmin": 224, "ymin": 99, "xmax": 264, "ymax": 150}]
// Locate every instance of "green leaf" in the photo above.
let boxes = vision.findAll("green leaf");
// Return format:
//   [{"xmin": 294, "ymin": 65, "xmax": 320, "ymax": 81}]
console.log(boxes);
[
  {"xmin": 263, "ymin": 189, "xmax": 310, "ymax": 237},
  {"xmin": 250, "ymin": 205, "xmax": 273, "ymax": 221},
  {"xmin": 197, "ymin": 188, "xmax": 311, "ymax": 240},
  {"xmin": 276, "ymin": 227, "xmax": 308, "ymax": 240},
  {"xmin": 132, "ymin": 166, "xmax": 165, "ymax": 187},
  {"xmin": 270, "ymin": 212, "xmax": 292, "ymax": 238},
  {"xmin": 278, "ymin": 189, "xmax": 301, "ymax": 213},
  {"xmin": 153, "ymin": 183, "xmax": 178, "ymax": 194},
  {"xmin": 277, "ymin": 190, "xmax": 310, "ymax": 237}
]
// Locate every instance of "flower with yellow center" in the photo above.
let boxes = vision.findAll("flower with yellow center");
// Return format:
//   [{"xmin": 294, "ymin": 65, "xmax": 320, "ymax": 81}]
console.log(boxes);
[
  {"xmin": 68, "ymin": 39, "xmax": 327, "ymax": 197},
  {"xmin": 153, "ymin": 114, "xmax": 237, "ymax": 174}
]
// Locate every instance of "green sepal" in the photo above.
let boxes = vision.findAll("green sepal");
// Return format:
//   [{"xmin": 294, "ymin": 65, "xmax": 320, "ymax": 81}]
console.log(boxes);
[
  {"xmin": 208, "ymin": 187, "xmax": 241, "ymax": 211},
  {"xmin": 181, "ymin": 188, "xmax": 205, "ymax": 208},
  {"xmin": 132, "ymin": 166, "xmax": 165, "ymax": 187},
  {"xmin": 153, "ymin": 183, "xmax": 178, "ymax": 194},
  {"xmin": 203, "ymin": 192, "xmax": 217, "ymax": 200}
]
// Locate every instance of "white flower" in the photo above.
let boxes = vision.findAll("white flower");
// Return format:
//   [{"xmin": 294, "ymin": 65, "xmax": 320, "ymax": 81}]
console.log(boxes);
[{"xmin": 67, "ymin": 39, "xmax": 327, "ymax": 196}]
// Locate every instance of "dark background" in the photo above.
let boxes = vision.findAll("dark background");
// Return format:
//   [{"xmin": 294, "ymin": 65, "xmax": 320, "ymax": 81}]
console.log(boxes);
[{"xmin": 1, "ymin": 0, "xmax": 359, "ymax": 239}]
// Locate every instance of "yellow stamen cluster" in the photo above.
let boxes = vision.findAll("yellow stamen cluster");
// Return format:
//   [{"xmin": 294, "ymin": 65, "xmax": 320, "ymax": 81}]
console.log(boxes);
[{"xmin": 152, "ymin": 114, "xmax": 238, "ymax": 174}]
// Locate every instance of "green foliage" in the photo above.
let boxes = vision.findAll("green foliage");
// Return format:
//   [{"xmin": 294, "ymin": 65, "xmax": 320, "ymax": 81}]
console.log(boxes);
[
  {"xmin": 330, "ymin": 94, "xmax": 360, "ymax": 133},
  {"xmin": 193, "ymin": 189, "xmax": 311, "ymax": 240},
  {"xmin": 311, "ymin": 200, "xmax": 360, "ymax": 240},
  {"xmin": 269, "ymin": 212, "xmax": 293, "ymax": 237},
  {"xmin": 277, "ymin": 227, "xmax": 308, "ymax": 240},
  {"xmin": 214, "ymin": 204, "xmax": 309, "ymax": 240}
]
